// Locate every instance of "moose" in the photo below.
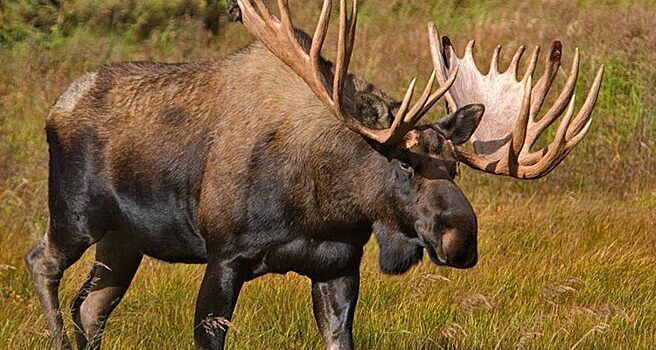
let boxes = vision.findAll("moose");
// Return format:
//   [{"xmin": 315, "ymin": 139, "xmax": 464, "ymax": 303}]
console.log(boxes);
[{"xmin": 25, "ymin": 0, "xmax": 603, "ymax": 349}]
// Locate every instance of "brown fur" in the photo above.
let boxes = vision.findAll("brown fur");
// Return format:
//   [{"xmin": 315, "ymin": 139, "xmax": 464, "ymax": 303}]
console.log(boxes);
[{"xmin": 28, "ymin": 29, "xmax": 480, "ymax": 350}]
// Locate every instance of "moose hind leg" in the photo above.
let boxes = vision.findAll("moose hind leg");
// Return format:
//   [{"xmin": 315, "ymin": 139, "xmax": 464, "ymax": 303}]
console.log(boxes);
[
  {"xmin": 25, "ymin": 222, "xmax": 96, "ymax": 350},
  {"xmin": 71, "ymin": 232, "xmax": 142, "ymax": 350}
]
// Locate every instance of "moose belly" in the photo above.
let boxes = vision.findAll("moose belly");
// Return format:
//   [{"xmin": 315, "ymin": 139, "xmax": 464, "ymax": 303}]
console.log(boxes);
[
  {"xmin": 254, "ymin": 236, "xmax": 368, "ymax": 279},
  {"xmin": 115, "ymin": 195, "xmax": 208, "ymax": 264}
]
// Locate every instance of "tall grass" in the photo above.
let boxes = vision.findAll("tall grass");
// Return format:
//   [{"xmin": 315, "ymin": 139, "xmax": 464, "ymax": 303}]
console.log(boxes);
[{"xmin": 1, "ymin": 1, "xmax": 654, "ymax": 349}]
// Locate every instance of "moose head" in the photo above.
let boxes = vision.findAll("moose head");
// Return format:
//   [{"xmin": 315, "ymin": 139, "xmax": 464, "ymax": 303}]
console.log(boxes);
[{"xmin": 236, "ymin": 0, "xmax": 603, "ymax": 272}]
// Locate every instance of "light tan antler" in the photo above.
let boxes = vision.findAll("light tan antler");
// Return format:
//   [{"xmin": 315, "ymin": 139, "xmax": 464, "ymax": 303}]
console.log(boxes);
[
  {"xmin": 428, "ymin": 23, "xmax": 604, "ymax": 178},
  {"xmin": 237, "ymin": 0, "xmax": 458, "ymax": 145}
]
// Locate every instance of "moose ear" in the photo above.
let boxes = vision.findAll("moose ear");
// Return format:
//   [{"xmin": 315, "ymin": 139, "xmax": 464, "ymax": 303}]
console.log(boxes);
[
  {"xmin": 356, "ymin": 92, "xmax": 392, "ymax": 130},
  {"xmin": 433, "ymin": 104, "xmax": 484, "ymax": 145}
]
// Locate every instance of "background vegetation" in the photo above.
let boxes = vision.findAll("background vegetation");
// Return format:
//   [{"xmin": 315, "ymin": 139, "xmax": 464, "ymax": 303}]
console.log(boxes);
[{"xmin": 1, "ymin": 0, "xmax": 654, "ymax": 348}]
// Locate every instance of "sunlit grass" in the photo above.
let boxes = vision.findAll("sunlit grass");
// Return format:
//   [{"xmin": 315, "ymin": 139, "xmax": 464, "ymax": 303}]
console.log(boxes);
[
  {"xmin": 2, "ymin": 195, "xmax": 653, "ymax": 349},
  {"xmin": 1, "ymin": 0, "xmax": 655, "ymax": 349}
]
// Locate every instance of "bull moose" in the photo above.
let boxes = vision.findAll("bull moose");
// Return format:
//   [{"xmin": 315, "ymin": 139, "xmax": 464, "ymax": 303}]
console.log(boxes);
[{"xmin": 25, "ymin": 0, "xmax": 603, "ymax": 349}]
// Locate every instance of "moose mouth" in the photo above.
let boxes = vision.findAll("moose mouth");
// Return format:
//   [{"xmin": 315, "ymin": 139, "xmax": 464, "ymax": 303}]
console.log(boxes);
[{"xmin": 416, "ymin": 236, "xmax": 448, "ymax": 266}]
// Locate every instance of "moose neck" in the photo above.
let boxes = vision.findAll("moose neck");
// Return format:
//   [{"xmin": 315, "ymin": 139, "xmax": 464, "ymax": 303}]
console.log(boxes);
[{"xmin": 211, "ymin": 41, "xmax": 402, "ymax": 238}]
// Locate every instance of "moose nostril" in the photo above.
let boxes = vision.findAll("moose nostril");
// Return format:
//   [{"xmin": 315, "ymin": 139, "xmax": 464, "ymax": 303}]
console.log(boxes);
[
  {"xmin": 440, "ymin": 228, "xmax": 477, "ymax": 267},
  {"xmin": 441, "ymin": 228, "xmax": 458, "ymax": 249}
]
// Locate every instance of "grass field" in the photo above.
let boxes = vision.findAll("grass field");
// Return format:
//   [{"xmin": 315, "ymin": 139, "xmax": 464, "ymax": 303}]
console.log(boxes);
[{"xmin": 1, "ymin": 0, "xmax": 655, "ymax": 349}]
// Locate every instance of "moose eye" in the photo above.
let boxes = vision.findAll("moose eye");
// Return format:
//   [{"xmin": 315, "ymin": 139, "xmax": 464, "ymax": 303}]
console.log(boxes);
[
  {"xmin": 399, "ymin": 161, "xmax": 413, "ymax": 173},
  {"xmin": 393, "ymin": 160, "xmax": 414, "ymax": 186}
]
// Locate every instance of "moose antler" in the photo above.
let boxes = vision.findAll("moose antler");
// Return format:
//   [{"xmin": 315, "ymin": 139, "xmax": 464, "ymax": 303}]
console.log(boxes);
[
  {"xmin": 428, "ymin": 23, "xmax": 604, "ymax": 178},
  {"xmin": 237, "ymin": 0, "xmax": 458, "ymax": 145}
]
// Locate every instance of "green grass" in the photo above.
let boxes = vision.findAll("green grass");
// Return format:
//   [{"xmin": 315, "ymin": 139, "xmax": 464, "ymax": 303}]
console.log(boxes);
[{"xmin": 1, "ymin": 0, "xmax": 655, "ymax": 349}]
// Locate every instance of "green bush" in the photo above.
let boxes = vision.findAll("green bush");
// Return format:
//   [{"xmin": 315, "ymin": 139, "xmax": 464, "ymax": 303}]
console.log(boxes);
[{"xmin": 0, "ymin": 0, "xmax": 223, "ymax": 45}]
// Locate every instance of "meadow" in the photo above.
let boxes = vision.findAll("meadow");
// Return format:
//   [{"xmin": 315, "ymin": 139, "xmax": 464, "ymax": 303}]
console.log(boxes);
[{"xmin": 1, "ymin": 0, "xmax": 654, "ymax": 349}]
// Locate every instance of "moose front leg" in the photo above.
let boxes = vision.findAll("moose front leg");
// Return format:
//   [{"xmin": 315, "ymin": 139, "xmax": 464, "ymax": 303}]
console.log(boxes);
[
  {"xmin": 193, "ymin": 259, "xmax": 244, "ymax": 350},
  {"xmin": 311, "ymin": 271, "xmax": 360, "ymax": 350}
]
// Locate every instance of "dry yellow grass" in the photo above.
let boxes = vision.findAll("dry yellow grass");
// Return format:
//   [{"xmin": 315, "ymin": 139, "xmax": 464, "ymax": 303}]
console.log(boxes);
[{"xmin": 1, "ymin": 0, "xmax": 655, "ymax": 349}]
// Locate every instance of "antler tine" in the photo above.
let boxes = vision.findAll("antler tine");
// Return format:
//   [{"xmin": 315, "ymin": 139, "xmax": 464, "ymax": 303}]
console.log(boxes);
[
  {"xmin": 490, "ymin": 46, "xmax": 502, "ymax": 75},
  {"xmin": 389, "ymin": 78, "xmax": 417, "ymax": 133},
  {"xmin": 530, "ymin": 112, "xmax": 594, "ymax": 172},
  {"xmin": 428, "ymin": 22, "xmax": 458, "ymax": 112},
  {"xmin": 453, "ymin": 146, "xmax": 503, "ymax": 175},
  {"xmin": 533, "ymin": 48, "xmax": 579, "ymax": 134},
  {"xmin": 517, "ymin": 48, "xmax": 539, "ymax": 157},
  {"xmin": 405, "ymin": 70, "xmax": 436, "ymax": 123},
  {"xmin": 347, "ymin": 0, "xmax": 358, "ymax": 60},
  {"xmin": 509, "ymin": 45, "xmax": 525, "ymax": 78},
  {"xmin": 521, "ymin": 46, "xmax": 540, "ymax": 84},
  {"xmin": 277, "ymin": 0, "xmax": 295, "ymax": 37},
  {"xmin": 520, "ymin": 89, "xmax": 593, "ymax": 169},
  {"xmin": 431, "ymin": 23, "xmax": 604, "ymax": 179},
  {"xmin": 418, "ymin": 67, "xmax": 459, "ymax": 117},
  {"xmin": 566, "ymin": 65, "xmax": 604, "ymax": 138},
  {"xmin": 553, "ymin": 93, "xmax": 577, "ymax": 147},
  {"xmin": 522, "ymin": 96, "xmax": 577, "ymax": 175},
  {"xmin": 374, "ymin": 25, "xmax": 460, "ymax": 145},
  {"xmin": 253, "ymin": 0, "xmax": 277, "ymax": 24},
  {"xmin": 524, "ymin": 70, "xmax": 600, "ymax": 167},
  {"xmin": 333, "ymin": 0, "xmax": 357, "ymax": 112},
  {"xmin": 240, "ymin": 2, "xmax": 457, "ymax": 146},
  {"xmin": 529, "ymin": 42, "xmax": 560, "ymax": 115},
  {"xmin": 510, "ymin": 75, "xmax": 533, "ymax": 157},
  {"xmin": 382, "ymin": 65, "xmax": 458, "ymax": 145},
  {"xmin": 465, "ymin": 40, "xmax": 475, "ymax": 58},
  {"xmin": 238, "ymin": 0, "xmax": 337, "ymax": 118},
  {"xmin": 309, "ymin": 0, "xmax": 332, "ymax": 107},
  {"xmin": 310, "ymin": 0, "xmax": 331, "ymax": 63},
  {"xmin": 565, "ymin": 117, "xmax": 593, "ymax": 151},
  {"xmin": 384, "ymin": 72, "xmax": 435, "ymax": 143},
  {"xmin": 514, "ymin": 59, "xmax": 598, "ymax": 176},
  {"xmin": 522, "ymin": 45, "xmax": 577, "ymax": 149},
  {"xmin": 520, "ymin": 58, "xmax": 600, "ymax": 172}
]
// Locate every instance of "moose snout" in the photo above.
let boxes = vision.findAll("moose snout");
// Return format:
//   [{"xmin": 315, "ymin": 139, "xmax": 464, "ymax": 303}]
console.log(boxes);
[
  {"xmin": 416, "ymin": 182, "xmax": 478, "ymax": 269},
  {"xmin": 417, "ymin": 222, "xmax": 478, "ymax": 269},
  {"xmin": 441, "ymin": 227, "xmax": 478, "ymax": 268}
]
